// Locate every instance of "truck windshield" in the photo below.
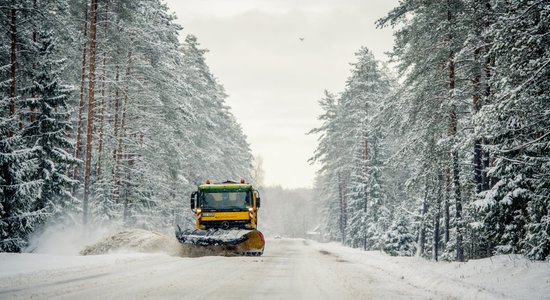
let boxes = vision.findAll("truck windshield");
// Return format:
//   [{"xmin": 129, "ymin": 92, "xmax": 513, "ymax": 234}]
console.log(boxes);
[{"xmin": 201, "ymin": 191, "xmax": 251, "ymax": 211}]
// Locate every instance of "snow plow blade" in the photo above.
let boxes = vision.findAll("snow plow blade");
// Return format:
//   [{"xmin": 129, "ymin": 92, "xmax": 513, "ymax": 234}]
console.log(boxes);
[{"xmin": 176, "ymin": 227, "xmax": 265, "ymax": 256}]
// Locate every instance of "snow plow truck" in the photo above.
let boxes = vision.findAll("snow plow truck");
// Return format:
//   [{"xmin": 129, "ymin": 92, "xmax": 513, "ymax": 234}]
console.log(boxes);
[{"xmin": 175, "ymin": 180, "xmax": 265, "ymax": 256}]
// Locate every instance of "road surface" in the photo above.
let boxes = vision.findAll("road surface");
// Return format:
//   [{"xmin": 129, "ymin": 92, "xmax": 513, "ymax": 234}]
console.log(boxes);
[{"xmin": 0, "ymin": 238, "xmax": 442, "ymax": 299}]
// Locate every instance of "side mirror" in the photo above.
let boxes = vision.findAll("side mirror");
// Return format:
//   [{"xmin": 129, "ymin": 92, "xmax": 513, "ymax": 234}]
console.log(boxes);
[
  {"xmin": 190, "ymin": 192, "xmax": 197, "ymax": 210},
  {"xmin": 256, "ymin": 196, "xmax": 261, "ymax": 208}
]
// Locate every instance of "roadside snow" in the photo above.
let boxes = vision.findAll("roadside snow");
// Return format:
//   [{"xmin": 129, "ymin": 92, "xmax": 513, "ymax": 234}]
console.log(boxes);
[
  {"xmin": 80, "ymin": 229, "xmax": 183, "ymax": 256},
  {"xmin": 24, "ymin": 222, "xmax": 121, "ymax": 255},
  {"xmin": 312, "ymin": 241, "xmax": 550, "ymax": 300}
]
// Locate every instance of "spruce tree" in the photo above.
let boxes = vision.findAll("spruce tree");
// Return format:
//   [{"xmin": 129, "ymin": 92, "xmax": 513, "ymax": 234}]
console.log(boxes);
[
  {"xmin": 383, "ymin": 211, "xmax": 416, "ymax": 256},
  {"xmin": 474, "ymin": 0, "xmax": 550, "ymax": 260},
  {"xmin": 25, "ymin": 30, "xmax": 78, "ymax": 219}
]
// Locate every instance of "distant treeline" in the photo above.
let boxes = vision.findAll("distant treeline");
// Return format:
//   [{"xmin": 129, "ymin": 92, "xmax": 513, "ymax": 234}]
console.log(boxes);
[{"xmin": 260, "ymin": 186, "xmax": 318, "ymax": 238}]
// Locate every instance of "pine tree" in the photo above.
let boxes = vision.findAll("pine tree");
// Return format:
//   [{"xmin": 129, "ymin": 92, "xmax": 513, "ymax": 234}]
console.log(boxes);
[
  {"xmin": 309, "ymin": 91, "xmax": 344, "ymax": 242},
  {"xmin": 0, "ymin": 0, "xmax": 43, "ymax": 252},
  {"xmin": 383, "ymin": 210, "xmax": 416, "ymax": 256},
  {"xmin": 25, "ymin": 30, "xmax": 78, "ymax": 219},
  {"xmin": 82, "ymin": 0, "xmax": 98, "ymax": 225},
  {"xmin": 342, "ymin": 48, "xmax": 390, "ymax": 250}
]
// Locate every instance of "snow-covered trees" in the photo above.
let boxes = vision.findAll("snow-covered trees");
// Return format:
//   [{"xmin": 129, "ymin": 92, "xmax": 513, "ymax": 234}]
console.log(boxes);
[
  {"xmin": 473, "ymin": 0, "xmax": 550, "ymax": 260},
  {"xmin": 26, "ymin": 30, "xmax": 78, "ymax": 218},
  {"xmin": 312, "ymin": 0, "xmax": 549, "ymax": 261},
  {"xmin": 0, "ymin": 0, "xmax": 252, "ymax": 252},
  {"xmin": 375, "ymin": 0, "xmax": 471, "ymax": 261},
  {"xmin": 0, "ymin": 0, "xmax": 76, "ymax": 252},
  {"xmin": 383, "ymin": 212, "xmax": 416, "ymax": 256},
  {"xmin": 340, "ymin": 48, "xmax": 391, "ymax": 250},
  {"xmin": 310, "ymin": 47, "xmax": 395, "ymax": 251}
]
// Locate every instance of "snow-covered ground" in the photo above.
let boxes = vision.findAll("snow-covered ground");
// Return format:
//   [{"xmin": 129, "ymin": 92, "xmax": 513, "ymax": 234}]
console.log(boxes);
[
  {"xmin": 310, "ymin": 242, "xmax": 550, "ymax": 300},
  {"xmin": 0, "ymin": 236, "xmax": 548, "ymax": 299}
]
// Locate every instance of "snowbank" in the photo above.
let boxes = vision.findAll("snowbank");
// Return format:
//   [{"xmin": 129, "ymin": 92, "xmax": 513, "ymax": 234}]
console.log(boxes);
[
  {"xmin": 80, "ymin": 229, "xmax": 183, "ymax": 256},
  {"xmin": 24, "ymin": 222, "xmax": 121, "ymax": 255},
  {"xmin": 312, "ymin": 241, "xmax": 550, "ymax": 300},
  {"xmin": 80, "ymin": 229, "xmax": 239, "ymax": 257}
]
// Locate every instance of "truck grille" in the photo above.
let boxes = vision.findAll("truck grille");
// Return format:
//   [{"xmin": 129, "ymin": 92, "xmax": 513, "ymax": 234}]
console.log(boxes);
[{"xmin": 202, "ymin": 220, "xmax": 250, "ymax": 229}]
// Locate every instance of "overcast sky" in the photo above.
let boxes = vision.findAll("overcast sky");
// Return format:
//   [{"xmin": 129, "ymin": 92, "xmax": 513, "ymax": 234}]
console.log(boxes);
[{"xmin": 164, "ymin": 0, "xmax": 398, "ymax": 188}]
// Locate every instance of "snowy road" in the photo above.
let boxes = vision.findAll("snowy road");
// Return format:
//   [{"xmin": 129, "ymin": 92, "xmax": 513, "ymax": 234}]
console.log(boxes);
[
  {"xmin": 0, "ymin": 238, "xmax": 548, "ymax": 299},
  {"xmin": 0, "ymin": 239, "xmax": 430, "ymax": 299}
]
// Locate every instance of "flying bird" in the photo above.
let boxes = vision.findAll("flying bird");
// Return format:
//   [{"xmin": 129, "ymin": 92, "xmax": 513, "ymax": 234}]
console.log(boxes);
[{"xmin": 299, "ymin": 37, "xmax": 304, "ymax": 42}]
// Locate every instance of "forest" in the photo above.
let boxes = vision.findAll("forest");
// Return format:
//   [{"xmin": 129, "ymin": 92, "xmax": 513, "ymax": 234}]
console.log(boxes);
[
  {"xmin": 1, "ymin": 0, "xmax": 548, "ymax": 264},
  {"xmin": 0, "ymin": 0, "xmax": 253, "ymax": 252},
  {"xmin": 310, "ymin": 0, "xmax": 549, "ymax": 261}
]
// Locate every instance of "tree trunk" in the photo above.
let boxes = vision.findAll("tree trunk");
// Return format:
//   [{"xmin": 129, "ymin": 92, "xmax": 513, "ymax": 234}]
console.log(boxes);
[
  {"xmin": 418, "ymin": 181, "xmax": 428, "ymax": 257},
  {"xmin": 73, "ymin": 4, "xmax": 88, "ymax": 182},
  {"xmin": 30, "ymin": 0, "xmax": 37, "ymax": 124},
  {"xmin": 123, "ymin": 152, "xmax": 135, "ymax": 224},
  {"xmin": 9, "ymin": 0, "xmax": 17, "ymax": 121},
  {"xmin": 83, "ymin": 0, "xmax": 98, "ymax": 225},
  {"xmin": 481, "ymin": 1, "xmax": 494, "ymax": 192},
  {"xmin": 362, "ymin": 129, "xmax": 368, "ymax": 251},
  {"xmin": 433, "ymin": 173, "xmax": 443, "ymax": 261},
  {"xmin": 111, "ymin": 65, "xmax": 120, "ymax": 201},
  {"xmin": 448, "ymin": 0, "xmax": 463, "ymax": 261},
  {"xmin": 481, "ymin": 57, "xmax": 494, "ymax": 191},
  {"xmin": 444, "ymin": 168, "xmax": 450, "ymax": 244},
  {"xmin": 473, "ymin": 46, "xmax": 483, "ymax": 194},
  {"xmin": 113, "ymin": 50, "xmax": 132, "ymax": 204},
  {"xmin": 337, "ymin": 172, "xmax": 347, "ymax": 244},
  {"xmin": 96, "ymin": 1, "xmax": 109, "ymax": 178},
  {"xmin": 451, "ymin": 106, "xmax": 463, "ymax": 261}
]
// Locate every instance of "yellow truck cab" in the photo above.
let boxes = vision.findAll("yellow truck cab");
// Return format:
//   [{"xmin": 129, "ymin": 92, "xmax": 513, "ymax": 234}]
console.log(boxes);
[{"xmin": 190, "ymin": 180, "xmax": 261, "ymax": 230}]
